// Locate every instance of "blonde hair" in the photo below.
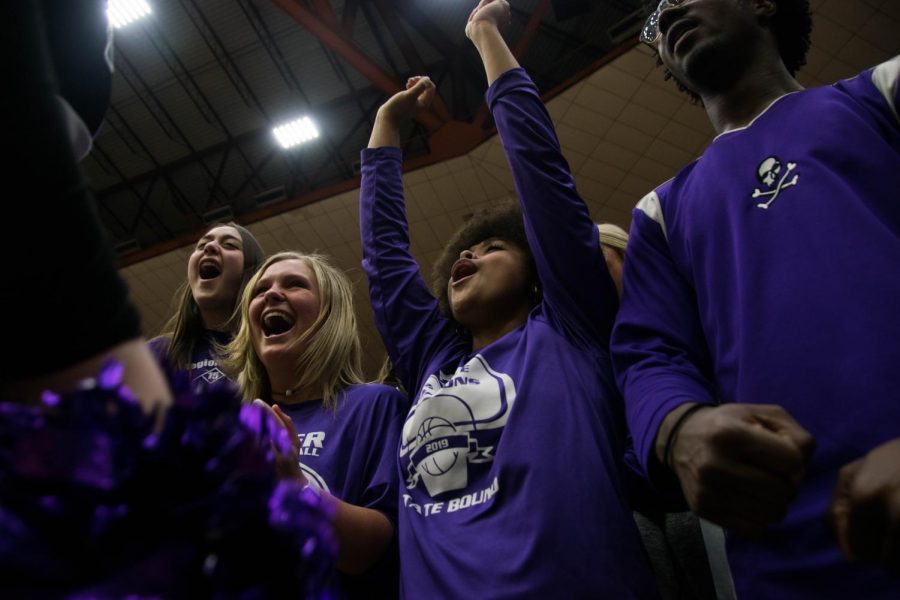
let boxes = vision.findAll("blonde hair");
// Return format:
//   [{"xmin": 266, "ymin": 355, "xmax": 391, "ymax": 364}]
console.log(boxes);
[{"xmin": 221, "ymin": 251, "xmax": 364, "ymax": 407}]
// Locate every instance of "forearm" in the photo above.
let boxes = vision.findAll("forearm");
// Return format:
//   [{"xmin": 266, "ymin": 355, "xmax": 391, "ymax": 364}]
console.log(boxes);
[
  {"xmin": 330, "ymin": 496, "xmax": 393, "ymax": 575},
  {"xmin": 467, "ymin": 21, "xmax": 519, "ymax": 86},
  {"xmin": 0, "ymin": 340, "xmax": 172, "ymax": 417},
  {"xmin": 368, "ymin": 111, "xmax": 402, "ymax": 149}
]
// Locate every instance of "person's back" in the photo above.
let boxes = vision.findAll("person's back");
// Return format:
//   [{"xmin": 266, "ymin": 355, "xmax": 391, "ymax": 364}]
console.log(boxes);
[{"xmin": 613, "ymin": 0, "xmax": 900, "ymax": 596}]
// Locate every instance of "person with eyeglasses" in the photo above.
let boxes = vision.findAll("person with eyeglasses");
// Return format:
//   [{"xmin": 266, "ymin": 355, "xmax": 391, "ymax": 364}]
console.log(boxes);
[{"xmin": 612, "ymin": 0, "xmax": 900, "ymax": 597}]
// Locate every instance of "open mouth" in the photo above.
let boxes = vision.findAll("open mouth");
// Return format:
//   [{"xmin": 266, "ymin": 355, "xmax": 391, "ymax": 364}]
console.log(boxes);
[
  {"xmin": 262, "ymin": 310, "xmax": 294, "ymax": 337},
  {"xmin": 450, "ymin": 260, "xmax": 477, "ymax": 285},
  {"xmin": 198, "ymin": 260, "xmax": 221, "ymax": 280}
]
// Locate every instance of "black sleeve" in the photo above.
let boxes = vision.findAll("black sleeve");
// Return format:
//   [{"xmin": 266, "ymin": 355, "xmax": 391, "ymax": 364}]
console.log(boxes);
[{"xmin": 1, "ymin": 1, "xmax": 141, "ymax": 381}]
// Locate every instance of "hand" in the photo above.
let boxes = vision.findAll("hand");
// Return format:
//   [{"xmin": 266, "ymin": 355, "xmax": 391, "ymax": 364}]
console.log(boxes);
[
  {"xmin": 252, "ymin": 398, "xmax": 308, "ymax": 484},
  {"xmin": 828, "ymin": 437, "xmax": 900, "ymax": 577},
  {"xmin": 661, "ymin": 403, "xmax": 815, "ymax": 536},
  {"xmin": 375, "ymin": 76, "xmax": 435, "ymax": 127},
  {"xmin": 465, "ymin": 0, "xmax": 511, "ymax": 40}
]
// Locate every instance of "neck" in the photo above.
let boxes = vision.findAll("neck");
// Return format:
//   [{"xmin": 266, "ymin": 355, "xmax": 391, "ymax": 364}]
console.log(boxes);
[
  {"xmin": 199, "ymin": 306, "xmax": 232, "ymax": 333},
  {"xmin": 270, "ymin": 384, "xmax": 318, "ymax": 405},
  {"xmin": 700, "ymin": 60, "xmax": 802, "ymax": 135},
  {"xmin": 469, "ymin": 307, "xmax": 530, "ymax": 352}
]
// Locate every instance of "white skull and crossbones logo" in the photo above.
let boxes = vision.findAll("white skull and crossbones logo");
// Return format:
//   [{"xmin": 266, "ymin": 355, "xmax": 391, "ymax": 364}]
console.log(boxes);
[{"xmin": 752, "ymin": 156, "xmax": 799, "ymax": 209}]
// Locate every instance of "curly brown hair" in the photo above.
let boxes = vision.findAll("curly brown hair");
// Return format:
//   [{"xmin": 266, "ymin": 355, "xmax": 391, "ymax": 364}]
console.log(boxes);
[
  {"xmin": 647, "ymin": 0, "xmax": 812, "ymax": 103},
  {"xmin": 431, "ymin": 201, "xmax": 539, "ymax": 324}
]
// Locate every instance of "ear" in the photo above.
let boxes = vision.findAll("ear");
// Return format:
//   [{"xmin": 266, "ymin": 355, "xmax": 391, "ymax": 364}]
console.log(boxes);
[{"xmin": 751, "ymin": 0, "xmax": 777, "ymax": 18}]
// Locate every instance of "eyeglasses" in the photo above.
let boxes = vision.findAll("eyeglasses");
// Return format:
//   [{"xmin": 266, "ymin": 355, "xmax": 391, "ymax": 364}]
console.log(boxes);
[{"xmin": 640, "ymin": 0, "xmax": 686, "ymax": 47}]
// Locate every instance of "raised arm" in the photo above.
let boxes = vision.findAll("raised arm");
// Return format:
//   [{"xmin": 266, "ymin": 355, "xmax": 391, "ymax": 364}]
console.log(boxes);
[
  {"xmin": 360, "ymin": 78, "xmax": 463, "ymax": 393},
  {"xmin": 465, "ymin": 1, "xmax": 617, "ymax": 344},
  {"xmin": 465, "ymin": 0, "xmax": 517, "ymax": 86}
]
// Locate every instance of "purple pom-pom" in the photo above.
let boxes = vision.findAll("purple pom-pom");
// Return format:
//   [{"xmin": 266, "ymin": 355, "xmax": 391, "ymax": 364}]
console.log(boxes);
[{"xmin": 0, "ymin": 361, "xmax": 337, "ymax": 597}]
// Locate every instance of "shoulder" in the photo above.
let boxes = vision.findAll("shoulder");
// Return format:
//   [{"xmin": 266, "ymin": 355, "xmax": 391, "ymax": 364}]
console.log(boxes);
[
  {"xmin": 870, "ymin": 55, "xmax": 900, "ymax": 94},
  {"xmin": 830, "ymin": 57, "xmax": 900, "ymax": 121},
  {"xmin": 147, "ymin": 335, "xmax": 169, "ymax": 349},
  {"xmin": 334, "ymin": 384, "xmax": 408, "ymax": 436},
  {"xmin": 838, "ymin": 56, "xmax": 899, "ymax": 96},
  {"xmin": 146, "ymin": 335, "xmax": 171, "ymax": 359},
  {"xmin": 339, "ymin": 383, "xmax": 409, "ymax": 412},
  {"xmin": 633, "ymin": 161, "xmax": 699, "ymax": 240}
]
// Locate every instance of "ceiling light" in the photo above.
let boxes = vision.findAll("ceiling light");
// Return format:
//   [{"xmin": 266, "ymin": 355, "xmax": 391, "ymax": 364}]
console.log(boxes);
[
  {"xmin": 273, "ymin": 117, "xmax": 320, "ymax": 149},
  {"xmin": 107, "ymin": 0, "xmax": 152, "ymax": 29}
]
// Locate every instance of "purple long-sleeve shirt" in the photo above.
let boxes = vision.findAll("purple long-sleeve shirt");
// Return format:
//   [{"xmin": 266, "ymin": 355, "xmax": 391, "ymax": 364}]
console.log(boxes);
[
  {"xmin": 361, "ymin": 68, "xmax": 657, "ymax": 599},
  {"xmin": 612, "ymin": 57, "xmax": 900, "ymax": 598}
]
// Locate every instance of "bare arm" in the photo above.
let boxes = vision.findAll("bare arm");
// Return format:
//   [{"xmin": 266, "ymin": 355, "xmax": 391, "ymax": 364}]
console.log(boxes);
[
  {"xmin": 368, "ymin": 76, "xmax": 436, "ymax": 149},
  {"xmin": 1, "ymin": 340, "xmax": 172, "ymax": 422},
  {"xmin": 465, "ymin": 0, "xmax": 518, "ymax": 86},
  {"xmin": 259, "ymin": 401, "xmax": 394, "ymax": 575},
  {"xmin": 330, "ymin": 499, "xmax": 394, "ymax": 574}
]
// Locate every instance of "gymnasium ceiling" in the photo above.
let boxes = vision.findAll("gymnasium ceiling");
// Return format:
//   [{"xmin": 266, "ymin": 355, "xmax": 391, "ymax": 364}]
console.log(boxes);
[
  {"xmin": 88, "ymin": 0, "xmax": 646, "ymax": 261},
  {"xmin": 112, "ymin": 0, "xmax": 900, "ymax": 374}
]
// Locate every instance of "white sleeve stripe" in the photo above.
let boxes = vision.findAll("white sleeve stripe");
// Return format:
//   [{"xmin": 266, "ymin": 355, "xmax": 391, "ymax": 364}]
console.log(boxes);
[
  {"xmin": 872, "ymin": 55, "xmax": 900, "ymax": 126},
  {"xmin": 635, "ymin": 190, "xmax": 668, "ymax": 241}
]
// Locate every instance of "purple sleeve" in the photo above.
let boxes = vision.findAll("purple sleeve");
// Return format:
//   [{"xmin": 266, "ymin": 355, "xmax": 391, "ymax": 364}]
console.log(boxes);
[
  {"xmin": 355, "ymin": 385, "xmax": 407, "ymax": 525},
  {"xmin": 611, "ymin": 202, "xmax": 717, "ymax": 477},
  {"xmin": 359, "ymin": 147, "xmax": 463, "ymax": 394},
  {"xmin": 485, "ymin": 68, "xmax": 618, "ymax": 345}
]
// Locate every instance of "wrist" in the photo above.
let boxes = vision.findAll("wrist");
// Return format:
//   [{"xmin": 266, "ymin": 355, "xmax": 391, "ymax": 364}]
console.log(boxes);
[
  {"xmin": 466, "ymin": 20, "xmax": 502, "ymax": 44},
  {"xmin": 656, "ymin": 403, "xmax": 711, "ymax": 469},
  {"xmin": 368, "ymin": 111, "xmax": 402, "ymax": 149},
  {"xmin": 373, "ymin": 109, "xmax": 401, "ymax": 131}
]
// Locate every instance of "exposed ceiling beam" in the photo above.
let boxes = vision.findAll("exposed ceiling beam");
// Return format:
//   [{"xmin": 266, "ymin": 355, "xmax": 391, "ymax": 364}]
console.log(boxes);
[
  {"xmin": 341, "ymin": 0, "xmax": 360, "ymax": 34},
  {"xmin": 512, "ymin": 0, "xmax": 551, "ymax": 59},
  {"xmin": 269, "ymin": 0, "xmax": 445, "ymax": 131},
  {"xmin": 372, "ymin": 0, "xmax": 453, "ymax": 123},
  {"xmin": 311, "ymin": 0, "xmax": 338, "ymax": 25}
]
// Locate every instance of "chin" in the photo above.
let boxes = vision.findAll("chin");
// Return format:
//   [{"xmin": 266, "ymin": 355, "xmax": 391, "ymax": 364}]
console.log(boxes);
[{"xmin": 684, "ymin": 41, "xmax": 741, "ymax": 94}]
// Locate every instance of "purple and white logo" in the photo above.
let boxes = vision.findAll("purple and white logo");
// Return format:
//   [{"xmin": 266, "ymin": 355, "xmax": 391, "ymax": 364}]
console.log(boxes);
[
  {"xmin": 400, "ymin": 355, "xmax": 516, "ymax": 497},
  {"xmin": 753, "ymin": 155, "xmax": 800, "ymax": 210}
]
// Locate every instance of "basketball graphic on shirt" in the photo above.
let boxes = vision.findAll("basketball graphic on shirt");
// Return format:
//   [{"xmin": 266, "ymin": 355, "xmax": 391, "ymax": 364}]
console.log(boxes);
[
  {"xmin": 400, "ymin": 354, "xmax": 516, "ymax": 497},
  {"xmin": 416, "ymin": 416, "xmax": 461, "ymax": 477}
]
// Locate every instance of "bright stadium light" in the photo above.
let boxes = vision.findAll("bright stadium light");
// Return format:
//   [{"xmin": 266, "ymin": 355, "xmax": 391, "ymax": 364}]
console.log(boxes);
[
  {"xmin": 273, "ymin": 116, "xmax": 320, "ymax": 150},
  {"xmin": 107, "ymin": 0, "xmax": 152, "ymax": 29}
]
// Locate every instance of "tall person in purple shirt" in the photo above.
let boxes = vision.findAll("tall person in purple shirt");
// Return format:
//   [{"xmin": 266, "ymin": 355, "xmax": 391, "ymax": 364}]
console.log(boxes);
[
  {"xmin": 221, "ymin": 251, "xmax": 405, "ymax": 599},
  {"xmin": 359, "ymin": 1, "xmax": 658, "ymax": 597},
  {"xmin": 613, "ymin": 0, "xmax": 900, "ymax": 596}
]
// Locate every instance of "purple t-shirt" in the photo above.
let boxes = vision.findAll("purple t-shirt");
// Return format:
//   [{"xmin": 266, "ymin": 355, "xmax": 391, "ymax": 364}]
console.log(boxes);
[
  {"xmin": 148, "ymin": 330, "xmax": 235, "ymax": 389},
  {"xmin": 278, "ymin": 383, "xmax": 406, "ymax": 599},
  {"xmin": 612, "ymin": 58, "xmax": 900, "ymax": 598},
  {"xmin": 361, "ymin": 68, "xmax": 657, "ymax": 599}
]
